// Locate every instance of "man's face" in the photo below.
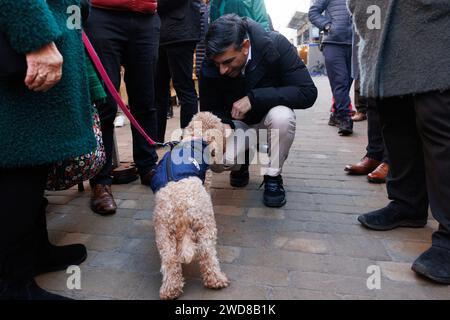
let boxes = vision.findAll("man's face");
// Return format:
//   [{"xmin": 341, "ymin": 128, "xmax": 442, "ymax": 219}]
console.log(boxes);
[{"xmin": 212, "ymin": 39, "xmax": 250, "ymax": 78}]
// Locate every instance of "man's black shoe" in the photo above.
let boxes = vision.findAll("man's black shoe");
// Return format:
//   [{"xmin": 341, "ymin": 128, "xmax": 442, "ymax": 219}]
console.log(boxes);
[
  {"xmin": 338, "ymin": 117, "xmax": 353, "ymax": 136},
  {"xmin": 412, "ymin": 246, "xmax": 450, "ymax": 284},
  {"xmin": 0, "ymin": 279, "xmax": 72, "ymax": 300},
  {"xmin": 328, "ymin": 113, "xmax": 340, "ymax": 127},
  {"xmin": 262, "ymin": 175, "xmax": 286, "ymax": 208},
  {"xmin": 357, "ymin": 205, "xmax": 427, "ymax": 231},
  {"xmin": 230, "ymin": 164, "xmax": 249, "ymax": 187}
]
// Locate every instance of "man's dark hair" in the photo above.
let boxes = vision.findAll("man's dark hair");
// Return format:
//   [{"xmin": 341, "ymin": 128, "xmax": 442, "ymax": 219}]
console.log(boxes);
[{"xmin": 206, "ymin": 14, "xmax": 248, "ymax": 58}]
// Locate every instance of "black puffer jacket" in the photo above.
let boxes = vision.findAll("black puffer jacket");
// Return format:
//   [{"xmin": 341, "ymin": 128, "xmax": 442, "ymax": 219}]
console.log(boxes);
[{"xmin": 158, "ymin": 0, "xmax": 201, "ymax": 46}]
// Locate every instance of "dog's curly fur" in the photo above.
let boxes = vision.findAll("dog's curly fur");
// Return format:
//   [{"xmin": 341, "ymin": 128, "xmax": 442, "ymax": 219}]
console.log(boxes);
[{"xmin": 153, "ymin": 112, "xmax": 230, "ymax": 300}]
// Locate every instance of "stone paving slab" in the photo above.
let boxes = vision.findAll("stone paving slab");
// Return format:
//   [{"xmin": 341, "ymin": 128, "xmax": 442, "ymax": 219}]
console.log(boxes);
[{"xmin": 40, "ymin": 77, "xmax": 450, "ymax": 300}]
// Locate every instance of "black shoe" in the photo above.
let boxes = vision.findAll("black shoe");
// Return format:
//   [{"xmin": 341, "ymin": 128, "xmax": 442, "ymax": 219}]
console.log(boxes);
[
  {"xmin": 328, "ymin": 113, "xmax": 340, "ymax": 127},
  {"xmin": 140, "ymin": 168, "xmax": 156, "ymax": 186},
  {"xmin": 338, "ymin": 117, "xmax": 353, "ymax": 136},
  {"xmin": 262, "ymin": 175, "xmax": 286, "ymax": 208},
  {"xmin": 0, "ymin": 279, "xmax": 72, "ymax": 300},
  {"xmin": 35, "ymin": 244, "xmax": 87, "ymax": 276},
  {"xmin": 412, "ymin": 246, "xmax": 450, "ymax": 284},
  {"xmin": 230, "ymin": 164, "xmax": 249, "ymax": 187},
  {"xmin": 357, "ymin": 205, "xmax": 427, "ymax": 231}
]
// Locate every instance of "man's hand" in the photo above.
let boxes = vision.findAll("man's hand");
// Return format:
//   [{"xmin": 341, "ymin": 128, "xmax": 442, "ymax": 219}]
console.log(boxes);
[
  {"xmin": 231, "ymin": 96, "xmax": 252, "ymax": 120},
  {"xmin": 25, "ymin": 42, "xmax": 63, "ymax": 92}
]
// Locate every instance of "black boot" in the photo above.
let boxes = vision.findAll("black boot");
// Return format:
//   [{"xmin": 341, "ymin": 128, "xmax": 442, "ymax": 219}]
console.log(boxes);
[
  {"xmin": 35, "ymin": 198, "xmax": 87, "ymax": 276},
  {"xmin": 0, "ymin": 279, "xmax": 72, "ymax": 300},
  {"xmin": 412, "ymin": 246, "xmax": 450, "ymax": 284},
  {"xmin": 357, "ymin": 203, "xmax": 428, "ymax": 231},
  {"xmin": 261, "ymin": 175, "xmax": 286, "ymax": 208},
  {"xmin": 0, "ymin": 231, "xmax": 72, "ymax": 300}
]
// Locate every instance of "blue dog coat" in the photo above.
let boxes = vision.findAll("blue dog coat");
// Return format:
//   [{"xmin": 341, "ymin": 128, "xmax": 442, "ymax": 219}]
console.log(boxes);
[{"xmin": 151, "ymin": 140, "xmax": 211, "ymax": 193}]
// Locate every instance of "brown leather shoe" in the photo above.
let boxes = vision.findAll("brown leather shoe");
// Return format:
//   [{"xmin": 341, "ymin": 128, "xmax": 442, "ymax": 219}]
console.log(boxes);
[
  {"xmin": 351, "ymin": 111, "xmax": 367, "ymax": 122},
  {"xmin": 345, "ymin": 157, "xmax": 381, "ymax": 175},
  {"xmin": 140, "ymin": 169, "xmax": 156, "ymax": 186},
  {"xmin": 368, "ymin": 162, "xmax": 389, "ymax": 183},
  {"xmin": 90, "ymin": 184, "xmax": 117, "ymax": 215}
]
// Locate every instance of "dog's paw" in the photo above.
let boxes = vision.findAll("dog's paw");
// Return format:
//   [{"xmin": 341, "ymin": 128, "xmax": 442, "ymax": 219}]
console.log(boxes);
[
  {"xmin": 160, "ymin": 283, "xmax": 184, "ymax": 300},
  {"xmin": 204, "ymin": 272, "xmax": 230, "ymax": 289}
]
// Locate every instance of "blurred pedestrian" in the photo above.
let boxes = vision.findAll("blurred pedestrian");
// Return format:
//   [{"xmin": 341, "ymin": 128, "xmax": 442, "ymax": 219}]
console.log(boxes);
[{"xmin": 309, "ymin": 0, "xmax": 354, "ymax": 135}]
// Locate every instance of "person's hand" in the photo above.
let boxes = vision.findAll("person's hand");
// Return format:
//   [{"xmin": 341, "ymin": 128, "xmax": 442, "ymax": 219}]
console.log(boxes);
[
  {"xmin": 231, "ymin": 96, "xmax": 252, "ymax": 120},
  {"xmin": 25, "ymin": 42, "xmax": 63, "ymax": 92}
]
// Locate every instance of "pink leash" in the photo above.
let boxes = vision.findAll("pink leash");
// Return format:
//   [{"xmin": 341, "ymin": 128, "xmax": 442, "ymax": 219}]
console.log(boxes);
[{"xmin": 82, "ymin": 31, "xmax": 164, "ymax": 147}]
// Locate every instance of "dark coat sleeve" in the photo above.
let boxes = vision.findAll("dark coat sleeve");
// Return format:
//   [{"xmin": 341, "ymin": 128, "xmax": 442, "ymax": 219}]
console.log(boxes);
[
  {"xmin": 308, "ymin": 0, "xmax": 331, "ymax": 30},
  {"xmin": 0, "ymin": 0, "xmax": 61, "ymax": 54},
  {"xmin": 199, "ymin": 63, "xmax": 236, "ymax": 129},
  {"xmin": 246, "ymin": 34, "xmax": 318, "ymax": 121}
]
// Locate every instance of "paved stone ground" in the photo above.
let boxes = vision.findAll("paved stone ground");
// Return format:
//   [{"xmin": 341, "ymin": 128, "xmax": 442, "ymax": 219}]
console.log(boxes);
[{"xmin": 38, "ymin": 77, "xmax": 450, "ymax": 300}]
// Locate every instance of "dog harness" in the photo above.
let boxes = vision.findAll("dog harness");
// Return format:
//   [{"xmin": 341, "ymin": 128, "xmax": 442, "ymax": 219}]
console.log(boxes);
[{"xmin": 151, "ymin": 140, "xmax": 211, "ymax": 193}]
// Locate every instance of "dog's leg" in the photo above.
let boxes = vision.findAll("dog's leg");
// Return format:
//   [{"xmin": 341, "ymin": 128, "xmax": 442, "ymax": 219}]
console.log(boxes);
[
  {"xmin": 195, "ymin": 209, "xmax": 230, "ymax": 289},
  {"xmin": 204, "ymin": 169, "xmax": 213, "ymax": 194},
  {"xmin": 155, "ymin": 220, "xmax": 185, "ymax": 300}
]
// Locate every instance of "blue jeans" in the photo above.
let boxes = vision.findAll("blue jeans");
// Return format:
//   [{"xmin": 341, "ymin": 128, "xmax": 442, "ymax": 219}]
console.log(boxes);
[{"xmin": 323, "ymin": 44, "xmax": 353, "ymax": 118}]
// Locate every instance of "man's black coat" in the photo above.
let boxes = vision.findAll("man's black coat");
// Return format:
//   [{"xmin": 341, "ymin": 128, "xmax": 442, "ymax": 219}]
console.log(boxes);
[
  {"xmin": 199, "ymin": 18, "xmax": 317, "ymax": 127},
  {"xmin": 158, "ymin": 0, "xmax": 201, "ymax": 46}
]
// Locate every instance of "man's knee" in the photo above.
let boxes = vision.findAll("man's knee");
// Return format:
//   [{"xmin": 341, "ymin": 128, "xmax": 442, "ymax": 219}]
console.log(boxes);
[{"xmin": 265, "ymin": 106, "xmax": 296, "ymax": 129}]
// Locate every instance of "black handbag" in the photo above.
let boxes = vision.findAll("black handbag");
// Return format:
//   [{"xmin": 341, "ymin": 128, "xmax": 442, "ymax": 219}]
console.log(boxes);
[{"xmin": 0, "ymin": 30, "xmax": 27, "ymax": 80}]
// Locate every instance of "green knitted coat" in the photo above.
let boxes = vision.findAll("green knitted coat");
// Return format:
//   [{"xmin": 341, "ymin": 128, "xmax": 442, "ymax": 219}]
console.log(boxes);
[{"xmin": 0, "ymin": 0, "xmax": 96, "ymax": 168}]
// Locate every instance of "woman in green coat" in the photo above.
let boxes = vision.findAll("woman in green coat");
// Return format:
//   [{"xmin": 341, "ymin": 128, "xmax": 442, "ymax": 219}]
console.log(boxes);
[
  {"xmin": 210, "ymin": 0, "xmax": 272, "ymax": 31},
  {"xmin": 0, "ymin": 0, "xmax": 96, "ymax": 299}
]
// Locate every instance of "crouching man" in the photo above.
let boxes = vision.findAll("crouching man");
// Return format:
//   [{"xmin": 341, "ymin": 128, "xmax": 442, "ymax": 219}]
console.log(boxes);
[{"xmin": 200, "ymin": 14, "xmax": 317, "ymax": 207}]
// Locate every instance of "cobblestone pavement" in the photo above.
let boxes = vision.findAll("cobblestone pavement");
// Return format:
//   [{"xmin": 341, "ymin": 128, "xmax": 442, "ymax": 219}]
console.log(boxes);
[{"xmin": 38, "ymin": 77, "xmax": 450, "ymax": 300}]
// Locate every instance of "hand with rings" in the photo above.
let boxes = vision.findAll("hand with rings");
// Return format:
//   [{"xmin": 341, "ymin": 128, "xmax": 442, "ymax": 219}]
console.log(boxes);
[{"xmin": 25, "ymin": 42, "xmax": 63, "ymax": 92}]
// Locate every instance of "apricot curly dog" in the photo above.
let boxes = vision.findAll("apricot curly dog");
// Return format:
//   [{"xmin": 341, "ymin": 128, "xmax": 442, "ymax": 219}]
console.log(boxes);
[{"xmin": 151, "ymin": 112, "xmax": 230, "ymax": 300}]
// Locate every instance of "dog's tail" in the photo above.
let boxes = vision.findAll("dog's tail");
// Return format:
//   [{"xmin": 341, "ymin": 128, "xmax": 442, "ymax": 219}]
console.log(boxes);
[{"xmin": 179, "ymin": 228, "xmax": 196, "ymax": 264}]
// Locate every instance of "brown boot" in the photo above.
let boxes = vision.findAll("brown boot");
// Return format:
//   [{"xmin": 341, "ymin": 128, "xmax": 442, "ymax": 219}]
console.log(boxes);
[
  {"xmin": 367, "ymin": 162, "xmax": 389, "ymax": 183},
  {"xmin": 90, "ymin": 184, "xmax": 117, "ymax": 215},
  {"xmin": 345, "ymin": 157, "xmax": 381, "ymax": 175}
]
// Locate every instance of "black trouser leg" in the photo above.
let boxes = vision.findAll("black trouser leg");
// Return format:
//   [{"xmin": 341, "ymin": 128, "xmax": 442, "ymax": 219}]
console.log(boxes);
[
  {"xmin": 378, "ymin": 95, "xmax": 429, "ymax": 217},
  {"xmin": 155, "ymin": 47, "xmax": 172, "ymax": 142},
  {"xmin": 366, "ymin": 98, "xmax": 388, "ymax": 163},
  {"xmin": 166, "ymin": 42, "xmax": 199, "ymax": 129},
  {"xmin": 85, "ymin": 8, "xmax": 159, "ymax": 180},
  {"xmin": 123, "ymin": 13, "xmax": 160, "ymax": 175},
  {"xmin": 85, "ymin": 8, "xmax": 126, "ymax": 185},
  {"xmin": 354, "ymin": 77, "xmax": 367, "ymax": 114},
  {"xmin": 0, "ymin": 166, "xmax": 49, "ymax": 282},
  {"xmin": 414, "ymin": 90, "xmax": 450, "ymax": 249},
  {"xmin": 323, "ymin": 44, "xmax": 353, "ymax": 118}
]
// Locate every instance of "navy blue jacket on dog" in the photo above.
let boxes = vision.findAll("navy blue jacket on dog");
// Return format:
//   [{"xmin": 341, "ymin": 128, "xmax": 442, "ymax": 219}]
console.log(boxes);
[{"xmin": 151, "ymin": 140, "xmax": 211, "ymax": 193}]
